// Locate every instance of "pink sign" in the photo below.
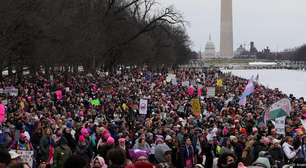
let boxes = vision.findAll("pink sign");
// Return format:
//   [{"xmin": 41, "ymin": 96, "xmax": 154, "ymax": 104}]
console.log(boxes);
[
  {"xmin": 187, "ymin": 86, "xmax": 194, "ymax": 96},
  {"xmin": 55, "ymin": 90, "xmax": 63, "ymax": 100},
  {"xmin": 0, "ymin": 104, "xmax": 5, "ymax": 123},
  {"xmin": 197, "ymin": 87, "xmax": 202, "ymax": 96}
]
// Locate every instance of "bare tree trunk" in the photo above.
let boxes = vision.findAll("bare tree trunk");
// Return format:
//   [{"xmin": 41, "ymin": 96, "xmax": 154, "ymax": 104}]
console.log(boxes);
[
  {"xmin": 17, "ymin": 65, "xmax": 23, "ymax": 81},
  {"xmin": 8, "ymin": 56, "xmax": 13, "ymax": 76}
]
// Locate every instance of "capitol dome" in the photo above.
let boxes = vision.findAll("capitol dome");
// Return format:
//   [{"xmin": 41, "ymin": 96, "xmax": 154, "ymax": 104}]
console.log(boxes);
[{"xmin": 204, "ymin": 34, "xmax": 216, "ymax": 58}]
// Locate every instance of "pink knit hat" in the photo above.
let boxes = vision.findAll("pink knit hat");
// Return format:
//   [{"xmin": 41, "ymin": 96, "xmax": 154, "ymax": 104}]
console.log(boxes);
[
  {"xmin": 223, "ymin": 127, "xmax": 229, "ymax": 135},
  {"xmin": 237, "ymin": 162, "xmax": 247, "ymax": 168},
  {"xmin": 79, "ymin": 135, "xmax": 85, "ymax": 142},
  {"xmin": 102, "ymin": 129, "xmax": 110, "ymax": 139},
  {"xmin": 107, "ymin": 137, "xmax": 115, "ymax": 145},
  {"xmin": 119, "ymin": 138, "xmax": 126, "ymax": 143},
  {"xmin": 81, "ymin": 128, "xmax": 89, "ymax": 136}
]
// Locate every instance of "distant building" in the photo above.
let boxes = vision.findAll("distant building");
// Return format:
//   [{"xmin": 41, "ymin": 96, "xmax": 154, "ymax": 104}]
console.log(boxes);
[
  {"xmin": 234, "ymin": 45, "xmax": 248, "ymax": 58},
  {"xmin": 249, "ymin": 41, "xmax": 258, "ymax": 57},
  {"xmin": 204, "ymin": 35, "xmax": 216, "ymax": 58}
]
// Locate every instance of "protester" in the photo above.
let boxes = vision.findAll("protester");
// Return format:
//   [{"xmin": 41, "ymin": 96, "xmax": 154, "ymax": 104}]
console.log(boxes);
[
  {"xmin": 0, "ymin": 149, "xmax": 11, "ymax": 168},
  {"xmin": 8, "ymin": 150, "xmax": 21, "ymax": 166},
  {"xmin": 0, "ymin": 67, "xmax": 305, "ymax": 168}
]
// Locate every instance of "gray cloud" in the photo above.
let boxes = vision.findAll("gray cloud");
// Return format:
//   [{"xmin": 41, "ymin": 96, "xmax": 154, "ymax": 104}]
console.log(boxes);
[{"xmin": 158, "ymin": 0, "xmax": 306, "ymax": 51}]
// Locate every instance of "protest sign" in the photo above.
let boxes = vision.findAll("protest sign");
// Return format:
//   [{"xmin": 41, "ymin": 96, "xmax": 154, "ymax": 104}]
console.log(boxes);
[
  {"xmin": 139, "ymin": 99, "xmax": 148, "ymax": 115},
  {"xmin": 207, "ymin": 87, "xmax": 216, "ymax": 97},
  {"xmin": 55, "ymin": 90, "xmax": 63, "ymax": 100},
  {"xmin": 182, "ymin": 81, "xmax": 190, "ymax": 87},
  {"xmin": 11, "ymin": 150, "xmax": 34, "ymax": 168},
  {"xmin": 275, "ymin": 116, "xmax": 286, "ymax": 135},
  {"xmin": 0, "ymin": 103, "xmax": 5, "ymax": 124},
  {"xmin": 90, "ymin": 99, "xmax": 101, "ymax": 106},
  {"xmin": 264, "ymin": 98, "xmax": 291, "ymax": 123},
  {"xmin": 191, "ymin": 98, "xmax": 201, "ymax": 117}
]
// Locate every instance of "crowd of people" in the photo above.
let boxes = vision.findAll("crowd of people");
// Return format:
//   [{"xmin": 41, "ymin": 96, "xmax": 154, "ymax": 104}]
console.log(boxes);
[{"xmin": 0, "ymin": 67, "xmax": 306, "ymax": 168}]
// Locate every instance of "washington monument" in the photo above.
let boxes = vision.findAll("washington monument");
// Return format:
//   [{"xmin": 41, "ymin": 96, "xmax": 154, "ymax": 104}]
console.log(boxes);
[{"xmin": 220, "ymin": 0, "xmax": 233, "ymax": 58}]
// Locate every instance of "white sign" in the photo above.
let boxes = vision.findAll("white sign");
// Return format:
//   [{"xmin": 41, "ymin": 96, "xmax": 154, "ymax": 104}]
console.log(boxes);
[
  {"xmin": 207, "ymin": 87, "xmax": 216, "ymax": 97},
  {"xmin": 182, "ymin": 81, "xmax": 190, "ymax": 87},
  {"xmin": 4, "ymin": 87, "xmax": 18, "ymax": 96},
  {"xmin": 275, "ymin": 116, "xmax": 286, "ymax": 135},
  {"xmin": 166, "ymin": 73, "xmax": 176, "ymax": 83},
  {"xmin": 171, "ymin": 79, "xmax": 177, "ymax": 86},
  {"xmin": 11, "ymin": 150, "xmax": 34, "ymax": 168},
  {"xmin": 10, "ymin": 88, "xmax": 18, "ymax": 96},
  {"xmin": 139, "ymin": 99, "xmax": 148, "ymax": 115},
  {"xmin": 2, "ymin": 99, "xmax": 8, "ymax": 105},
  {"xmin": 301, "ymin": 119, "xmax": 306, "ymax": 130},
  {"xmin": 0, "ymin": 88, "xmax": 4, "ymax": 94}
]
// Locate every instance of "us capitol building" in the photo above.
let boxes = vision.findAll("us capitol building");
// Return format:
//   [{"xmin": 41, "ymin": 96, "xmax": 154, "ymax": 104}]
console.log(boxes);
[{"xmin": 203, "ymin": 35, "xmax": 217, "ymax": 58}]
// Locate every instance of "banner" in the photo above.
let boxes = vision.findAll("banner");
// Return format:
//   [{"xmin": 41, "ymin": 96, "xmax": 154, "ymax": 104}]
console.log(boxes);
[
  {"xmin": 264, "ymin": 98, "xmax": 291, "ymax": 124},
  {"xmin": 3, "ymin": 87, "xmax": 18, "ymax": 96},
  {"xmin": 139, "ymin": 99, "xmax": 148, "ymax": 115},
  {"xmin": 191, "ymin": 98, "xmax": 201, "ymax": 117},
  {"xmin": 207, "ymin": 87, "xmax": 216, "ymax": 97},
  {"xmin": 11, "ymin": 150, "xmax": 34, "ymax": 168},
  {"xmin": 275, "ymin": 116, "xmax": 286, "ymax": 135}
]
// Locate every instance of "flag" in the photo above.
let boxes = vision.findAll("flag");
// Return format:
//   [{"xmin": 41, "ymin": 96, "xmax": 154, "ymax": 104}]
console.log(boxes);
[
  {"xmin": 239, "ymin": 77, "xmax": 255, "ymax": 106},
  {"xmin": 264, "ymin": 98, "xmax": 291, "ymax": 124},
  {"xmin": 255, "ymin": 74, "xmax": 259, "ymax": 82},
  {"xmin": 239, "ymin": 97, "xmax": 247, "ymax": 106}
]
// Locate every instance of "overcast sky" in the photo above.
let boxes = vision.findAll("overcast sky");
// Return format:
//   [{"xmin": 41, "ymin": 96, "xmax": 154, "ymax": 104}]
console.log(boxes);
[{"xmin": 158, "ymin": 0, "xmax": 306, "ymax": 52}]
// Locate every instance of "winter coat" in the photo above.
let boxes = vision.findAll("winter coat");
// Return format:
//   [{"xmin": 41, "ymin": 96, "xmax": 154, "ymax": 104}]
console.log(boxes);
[
  {"xmin": 39, "ymin": 136, "xmax": 55, "ymax": 162},
  {"xmin": 242, "ymin": 142, "xmax": 254, "ymax": 165},
  {"xmin": 53, "ymin": 145, "xmax": 72, "ymax": 168},
  {"xmin": 268, "ymin": 147, "xmax": 284, "ymax": 165},
  {"xmin": 75, "ymin": 142, "xmax": 93, "ymax": 162},
  {"xmin": 64, "ymin": 132, "xmax": 76, "ymax": 152}
]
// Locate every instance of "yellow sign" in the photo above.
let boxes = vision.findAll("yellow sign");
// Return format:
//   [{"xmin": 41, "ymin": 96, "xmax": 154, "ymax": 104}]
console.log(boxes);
[
  {"xmin": 191, "ymin": 98, "xmax": 201, "ymax": 117},
  {"xmin": 217, "ymin": 79, "xmax": 223, "ymax": 87}
]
